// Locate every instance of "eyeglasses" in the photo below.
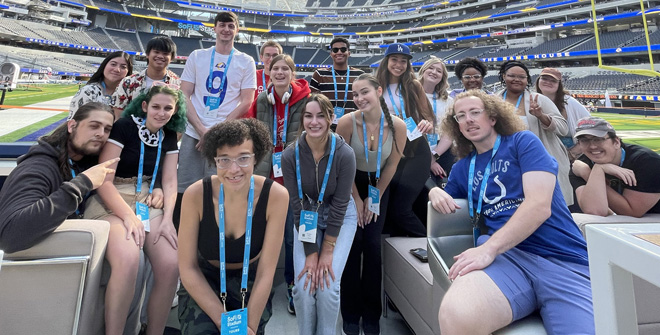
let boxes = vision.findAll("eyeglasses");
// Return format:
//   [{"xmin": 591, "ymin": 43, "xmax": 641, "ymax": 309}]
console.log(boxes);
[
  {"xmin": 214, "ymin": 154, "xmax": 255, "ymax": 169},
  {"xmin": 539, "ymin": 76, "xmax": 559, "ymax": 84},
  {"xmin": 331, "ymin": 47, "xmax": 348, "ymax": 53},
  {"xmin": 577, "ymin": 136, "xmax": 611, "ymax": 146},
  {"xmin": 152, "ymin": 81, "xmax": 180, "ymax": 90},
  {"xmin": 453, "ymin": 109, "xmax": 484, "ymax": 123},
  {"xmin": 462, "ymin": 74, "xmax": 482, "ymax": 80},
  {"xmin": 505, "ymin": 74, "xmax": 528, "ymax": 81}
]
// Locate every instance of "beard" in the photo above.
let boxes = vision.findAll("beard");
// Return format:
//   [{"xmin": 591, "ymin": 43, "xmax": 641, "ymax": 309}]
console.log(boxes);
[{"xmin": 68, "ymin": 128, "xmax": 103, "ymax": 158}]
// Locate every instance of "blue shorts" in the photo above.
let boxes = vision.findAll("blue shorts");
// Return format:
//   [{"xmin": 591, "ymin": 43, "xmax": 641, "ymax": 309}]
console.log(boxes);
[{"xmin": 478, "ymin": 235, "xmax": 595, "ymax": 335}]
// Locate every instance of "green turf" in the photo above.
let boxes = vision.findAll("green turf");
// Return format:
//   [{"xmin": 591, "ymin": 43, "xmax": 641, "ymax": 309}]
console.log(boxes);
[
  {"xmin": 2, "ymin": 84, "xmax": 78, "ymax": 107},
  {"xmin": 623, "ymin": 138, "xmax": 660, "ymax": 153},
  {"xmin": 0, "ymin": 112, "xmax": 68, "ymax": 142},
  {"xmin": 594, "ymin": 112, "xmax": 660, "ymax": 131}
]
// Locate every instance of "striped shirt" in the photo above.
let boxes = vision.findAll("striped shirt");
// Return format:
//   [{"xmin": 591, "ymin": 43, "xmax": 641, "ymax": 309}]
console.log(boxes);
[{"xmin": 309, "ymin": 66, "xmax": 365, "ymax": 113}]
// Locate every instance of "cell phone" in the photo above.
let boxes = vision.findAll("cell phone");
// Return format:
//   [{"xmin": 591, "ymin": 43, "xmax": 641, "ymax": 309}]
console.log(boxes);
[{"xmin": 410, "ymin": 248, "xmax": 428, "ymax": 262}]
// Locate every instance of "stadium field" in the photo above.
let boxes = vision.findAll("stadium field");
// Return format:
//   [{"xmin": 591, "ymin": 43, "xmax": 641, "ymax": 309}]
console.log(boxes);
[
  {"xmin": 594, "ymin": 112, "xmax": 660, "ymax": 132},
  {"xmin": 1, "ymin": 84, "xmax": 79, "ymax": 107}
]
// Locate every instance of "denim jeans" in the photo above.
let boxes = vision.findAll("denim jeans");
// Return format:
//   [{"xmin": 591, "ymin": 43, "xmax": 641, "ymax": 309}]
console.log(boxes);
[{"xmin": 292, "ymin": 197, "xmax": 358, "ymax": 335}]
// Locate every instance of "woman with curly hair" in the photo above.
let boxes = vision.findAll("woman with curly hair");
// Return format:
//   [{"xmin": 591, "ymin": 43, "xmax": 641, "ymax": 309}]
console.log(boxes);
[
  {"xmin": 418, "ymin": 56, "xmax": 455, "ymax": 183},
  {"xmin": 84, "ymin": 84, "xmax": 186, "ymax": 335},
  {"xmin": 496, "ymin": 60, "xmax": 573, "ymax": 205},
  {"xmin": 177, "ymin": 119, "xmax": 289, "ymax": 335},
  {"xmin": 449, "ymin": 57, "xmax": 490, "ymax": 98},
  {"xmin": 376, "ymin": 43, "xmax": 435, "ymax": 238}
]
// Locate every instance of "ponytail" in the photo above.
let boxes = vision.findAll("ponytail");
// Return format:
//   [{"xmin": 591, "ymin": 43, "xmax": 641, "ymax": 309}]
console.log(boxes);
[{"xmin": 379, "ymin": 95, "xmax": 401, "ymax": 155}]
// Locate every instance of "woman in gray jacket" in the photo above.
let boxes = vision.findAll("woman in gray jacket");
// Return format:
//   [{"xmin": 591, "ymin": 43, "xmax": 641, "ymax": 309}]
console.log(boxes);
[{"xmin": 282, "ymin": 94, "xmax": 357, "ymax": 335}]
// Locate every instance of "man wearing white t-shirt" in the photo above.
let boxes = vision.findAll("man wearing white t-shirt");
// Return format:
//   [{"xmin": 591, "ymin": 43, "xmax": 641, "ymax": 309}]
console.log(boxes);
[{"xmin": 177, "ymin": 11, "xmax": 257, "ymax": 199}]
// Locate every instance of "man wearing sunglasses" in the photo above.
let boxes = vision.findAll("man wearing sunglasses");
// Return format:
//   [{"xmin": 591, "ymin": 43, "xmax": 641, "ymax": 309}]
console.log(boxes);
[
  {"xmin": 309, "ymin": 37, "xmax": 364, "ymax": 128},
  {"xmin": 570, "ymin": 116, "xmax": 660, "ymax": 216}
]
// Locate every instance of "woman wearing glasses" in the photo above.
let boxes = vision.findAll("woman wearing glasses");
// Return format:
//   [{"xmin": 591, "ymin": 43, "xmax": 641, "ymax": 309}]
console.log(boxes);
[
  {"xmin": 178, "ymin": 119, "xmax": 289, "ymax": 335},
  {"xmin": 376, "ymin": 43, "xmax": 435, "ymax": 238},
  {"xmin": 83, "ymin": 85, "xmax": 186, "ymax": 335},
  {"xmin": 496, "ymin": 60, "xmax": 573, "ymax": 206},
  {"xmin": 418, "ymin": 57, "xmax": 455, "ymax": 183},
  {"xmin": 449, "ymin": 57, "xmax": 490, "ymax": 98},
  {"xmin": 281, "ymin": 94, "xmax": 357, "ymax": 335},
  {"xmin": 535, "ymin": 67, "xmax": 590, "ymax": 159},
  {"xmin": 69, "ymin": 51, "xmax": 132, "ymax": 120}
]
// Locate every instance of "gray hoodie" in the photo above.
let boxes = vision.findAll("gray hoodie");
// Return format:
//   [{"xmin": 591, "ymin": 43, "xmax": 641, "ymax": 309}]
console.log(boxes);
[{"xmin": 282, "ymin": 132, "xmax": 356, "ymax": 255}]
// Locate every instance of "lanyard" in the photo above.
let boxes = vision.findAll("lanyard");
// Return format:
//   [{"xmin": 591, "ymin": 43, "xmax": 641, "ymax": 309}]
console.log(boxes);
[
  {"xmin": 68, "ymin": 159, "xmax": 89, "ymax": 216},
  {"xmin": 218, "ymin": 175, "xmax": 255, "ymax": 310},
  {"xmin": 331, "ymin": 66, "xmax": 350, "ymax": 108},
  {"xmin": 432, "ymin": 92, "xmax": 437, "ymax": 118},
  {"xmin": 136, "ymin": 123, "xmax": 163, "ymax": 195},
  {"xmin": 261, "ymin": 70, "xmax": 266, "ymax": 92},
  {"xmin": 503, "ymin": 90, "xmax": 523, "ymax": 110},
  {"xmin": 362, "ymin": 112, "xmax": 384, "ymax": 184},
  {"xmin": 208, "ymin": 48, "xmax": 235, "ymax": 94},
  {"xmin": 387, "ymin": 84, "xmax": 406, "ymax": 119},
  {"xmin": 295, "ymin": 134, "xmax": 336, "ymax": 208},
  {"xmin": 272, "ymin": 86, "xmax": 290, "ymax": 147},
  {"xmin": 619, "ymin": 147, "xmax": 626, "ymax": 166},
  {"xmin": 467, "ymin": 135, "xmax": 502, "ymax": 229}
]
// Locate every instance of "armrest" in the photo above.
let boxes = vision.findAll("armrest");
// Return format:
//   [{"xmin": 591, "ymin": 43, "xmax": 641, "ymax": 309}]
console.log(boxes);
[
  {"xmin": 4, "ymin": 219, "xmax": 110, "ymax": 261},
  {"xmin": 572, "ymin": 213, "xmax": 660, "ymax": 236},
  {"xmin": 427, "ymin": 199, "xmax": 472, "ymax": 291}
]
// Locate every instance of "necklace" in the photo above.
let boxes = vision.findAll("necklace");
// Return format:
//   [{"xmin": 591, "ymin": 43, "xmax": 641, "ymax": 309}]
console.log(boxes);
[{"xmin": 370, "ymin": 133, "xmax": 375, "ymax": 141}]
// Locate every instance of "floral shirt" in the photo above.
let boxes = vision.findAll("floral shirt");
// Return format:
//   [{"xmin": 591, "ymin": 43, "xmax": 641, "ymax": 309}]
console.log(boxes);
[{"xmin": 111, "ymin": 69, "xmax": 180, "ymax": 110}]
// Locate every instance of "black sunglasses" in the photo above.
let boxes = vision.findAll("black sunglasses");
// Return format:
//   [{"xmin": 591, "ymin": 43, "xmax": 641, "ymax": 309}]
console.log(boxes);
[{"xmin": 331, "ymin": 47, "xmax": 348, "ymax": 53}]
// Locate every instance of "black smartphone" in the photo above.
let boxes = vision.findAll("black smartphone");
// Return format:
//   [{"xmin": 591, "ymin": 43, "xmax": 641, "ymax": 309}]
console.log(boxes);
[{"xmin": 410, "ymin": 248, "xmax": 428, "ymax": 262}]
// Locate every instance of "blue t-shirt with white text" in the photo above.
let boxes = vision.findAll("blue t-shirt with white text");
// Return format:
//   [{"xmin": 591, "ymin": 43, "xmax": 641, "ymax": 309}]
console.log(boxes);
[{"xmin": 444, "ymin": 131, "xmax": 588, "ymax": 266}]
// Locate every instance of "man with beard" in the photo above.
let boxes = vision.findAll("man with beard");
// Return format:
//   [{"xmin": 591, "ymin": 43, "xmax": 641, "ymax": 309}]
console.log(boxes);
[
  {"xmin": 0, "ymin": 102, "xmax": 117, "ymax": 253},
  {"xmin": 111, "ymin": 36, "xmax": 180, "ymax": 120}
]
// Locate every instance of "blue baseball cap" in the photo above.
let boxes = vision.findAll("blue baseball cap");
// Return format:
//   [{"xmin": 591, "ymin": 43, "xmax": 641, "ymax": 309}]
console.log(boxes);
[{"xmin": 384, "ymin": 43, "xmax": 412, "ymax": 59}]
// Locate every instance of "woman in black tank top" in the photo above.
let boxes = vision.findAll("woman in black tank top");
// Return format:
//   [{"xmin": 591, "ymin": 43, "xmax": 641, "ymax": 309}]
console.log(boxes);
[{"xmin": 177, "ymin": 119, "xmax": 289, "ymax": 335}]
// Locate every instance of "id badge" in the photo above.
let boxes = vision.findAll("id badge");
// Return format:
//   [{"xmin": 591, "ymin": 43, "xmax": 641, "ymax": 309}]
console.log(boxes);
[
  {"xmin": 221, "ymin": 308, "xmax": 248, "ymax": 335},
  {"xmin": 272, "ymin": 152, "xmax": 283, "ymax": 178},
  {"xmin": 298, "ymin": 210, "xmax": 318, "ymax": 243},
  {"xmin": 367, "ymin": 185, "xmax": 380, "ymax": 216},
  {"xmin": 404, "ymin": 117, "xmax": 422, "ymax": 141},
  {"xmin": 426, "ymin": 133, "xmax": 438, "ymax": 150},
  {"xmin": 135, "ymin": 202, "xmax": 150, "ymax": 232},
  {"xmin": 332, "ymin": 106, "xmax": 345, "ymax": 124},
  {"xmin": 204, "ymin": 96, "xmax": 220, "ymax": 118}
]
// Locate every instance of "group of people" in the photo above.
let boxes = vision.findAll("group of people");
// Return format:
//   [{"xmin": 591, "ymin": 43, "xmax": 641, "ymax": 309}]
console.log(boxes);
[{"xmin": 1, "ymin": 9, "xmax": 660, "ymax": 335}]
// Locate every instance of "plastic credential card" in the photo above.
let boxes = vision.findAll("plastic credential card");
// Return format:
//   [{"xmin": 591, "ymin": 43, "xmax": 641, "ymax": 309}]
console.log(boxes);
[
  {"xmin": 298, "ymin": 210, "xmax": 318, "ymax": 243},
  {"xmin": 272, "ymin": 152, "xmax": 283, "ymax": 178},
  {"xmin": 135, "ymin": 202, "xmax": 150, "ymax": 232},
  {"xmin": 204, "ymin": 96, "xmax": 220, "ymax": 118},
  {"xmin": 404, "ymin": 117, "xmax": 422, "ymax": 141},
  {"xmin": 368, "ymin": 185, "xmax": 380, "ymax": 216},
  {"xmin": 426, "ymin": 133, "xmax": 438, "ymax": 150},
  {"xmin": 221, "ymin": 308, "xmax": 248, "ymax": 335},
  {"xmin": 333, "ymin": 106, "xmax": 345, "ymax": 124}
]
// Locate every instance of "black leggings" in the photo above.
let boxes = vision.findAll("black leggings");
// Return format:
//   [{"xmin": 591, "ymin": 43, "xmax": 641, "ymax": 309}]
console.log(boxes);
[
  {"xmin": 386, "ymin": 138, "xmax": 432, "ymax": 237},
  {"xmin": 341, "ymin": 170, "xmax": 391, "ymax": 328}
]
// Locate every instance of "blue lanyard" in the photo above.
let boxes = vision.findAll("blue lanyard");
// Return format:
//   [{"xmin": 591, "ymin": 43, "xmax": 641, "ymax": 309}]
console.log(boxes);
[
  {"xmin": 218, "ymin": 175, "xmax": 255, "ymax": 309},
  {"xmin": 503, "ymin": 90, "xmax": 523, "ymax": 109},
  {"xmin": 467, "ymin": 135, "xmax": 502, "ymax": 225},
  {"xmin": 68, "ymin": 159, "xmax": 89, "ymax": 216},
  {"xmin": 136, "ymin": 123, "xmax": 163, "ymax": 195},
  {"xmin": 432, "ymin": 92, "xmax": 437, "ymax": 117},
  {"xmin": 387, "ymin": 84, "xmax": 406, "ymax": 119},
  {"xmin": 261, "ymin": 70, "xmax": 266, "ymax": 92},
  {"xmin": 362, "ymin": 112, "xmax": 384, "ymax": 184},
  {"xmin": 331, "ymin": 66, "xmax": 350, "ymax": 107},
  {"xmin": 272, "ymin": 86, "xmax": 290, "ymax": 147},
  {"xmin": 295, "ymin": 134, "xmax": 336, "ymax": 208},
  {"xmin": 619, "ymin": 147, "xmax": 626, "ymax": 166},
  {"xmin": 208, "ymin": 48, "xmax": 235, "ymax": 94}
]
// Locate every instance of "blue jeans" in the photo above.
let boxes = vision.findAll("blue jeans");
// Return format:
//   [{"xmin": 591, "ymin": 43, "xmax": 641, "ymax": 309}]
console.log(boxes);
[{"xmin": 292, "ymin": 198, "xmax": 357, "ymax": 335}]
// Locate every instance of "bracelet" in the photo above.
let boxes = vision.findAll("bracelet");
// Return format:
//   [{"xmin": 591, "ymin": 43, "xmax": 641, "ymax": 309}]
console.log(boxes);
[{"xmin": 323, "ymin": 240, "xmax": 336, "ymax": 248}]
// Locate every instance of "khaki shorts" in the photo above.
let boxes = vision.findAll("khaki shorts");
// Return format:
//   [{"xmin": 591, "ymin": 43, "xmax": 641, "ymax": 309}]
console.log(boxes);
[{"xmin": 84, "ymin": 177, "xmax": 164, "ymax": 220}]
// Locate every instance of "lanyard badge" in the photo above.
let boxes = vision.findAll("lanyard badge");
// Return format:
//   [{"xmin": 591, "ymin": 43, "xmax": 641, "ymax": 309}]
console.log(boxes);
[
  {"xmin": 135, "ymin": 126, "xmax": 163, "ymax": 232},
  {"xmin": 295, "ymin": 134, "xmax": 336, "ymax": 243},
  {"xmin": 205, "ymin": 48, "xmax": 234, "ymax": 118},
  {"xmin": 331, "ymin": 66, "xmax": 351, "ymax": 124},
  {"xmin": 362, "ymin": 112, "xmax": 384, "ymax": 216},
  {"xmin": 218, "ymin": 176, "xmax": 254, "ymax": 334},
  {"xmin": 467, "ymin": 135, "xmax": 501, "ymax": 247}
]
